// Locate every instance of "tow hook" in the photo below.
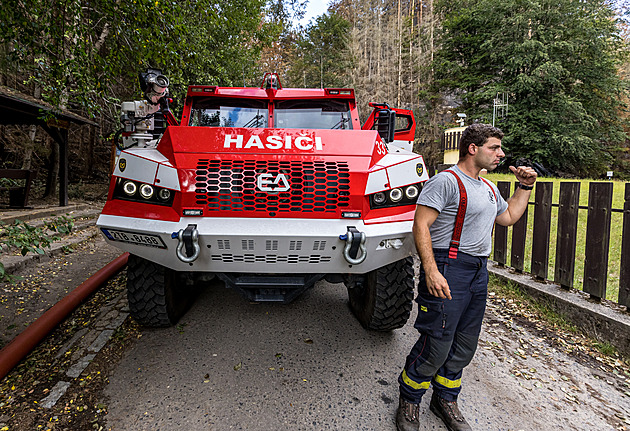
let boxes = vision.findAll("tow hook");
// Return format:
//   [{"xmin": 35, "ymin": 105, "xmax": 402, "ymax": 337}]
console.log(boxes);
[
  {"xmin": 172, "ymin": 224, "xmax": 200, "ymax": 263},
  {"xmin": 339, "ymin": 226, "xmax": 367, "ymax": 265}
]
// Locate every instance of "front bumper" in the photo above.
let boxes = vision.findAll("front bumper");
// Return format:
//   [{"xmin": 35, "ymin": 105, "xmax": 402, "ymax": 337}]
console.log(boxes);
[{"xmin": 97, "ymin": 214, "xmax": 415, "ymax": 274}]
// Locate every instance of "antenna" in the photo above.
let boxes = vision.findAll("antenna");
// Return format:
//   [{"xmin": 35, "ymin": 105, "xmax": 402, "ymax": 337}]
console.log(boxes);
[{"xmin": 492, "ymin": 92, "xmax": 508, "ymax": 127}]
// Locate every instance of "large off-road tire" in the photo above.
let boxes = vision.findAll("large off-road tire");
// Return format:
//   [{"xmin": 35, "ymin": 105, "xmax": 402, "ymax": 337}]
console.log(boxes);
[
  {"xmin": 347, "ymin": 257, "xmax": 414, "ymax": 331},
  {"xmin": 126, "ymin": 254, "xmax": 195, "ymax": 327}
]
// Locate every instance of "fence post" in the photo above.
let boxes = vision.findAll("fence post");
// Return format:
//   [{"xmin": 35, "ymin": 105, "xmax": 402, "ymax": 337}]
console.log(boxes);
[
  {"xmin": 531, "ymin": 182, "xmax": 553, "ymax": 280},
  {"xmin": 619, "ymin": 183, "xmax": 630, "ymax": 308},
  {"xmin": 511, "ymin": 182, "xmax": 528, "ymax": 272},
  {"xmin": 554, "ymin": 182, "xmax": 580, "ymax": 289},
  {"xmin": 583, "ymin": 182, "xmax": 613, "ymax": 301},
  {"xmin": 493, "ymin": 181, "xmax": 511, "ymax": 266}
]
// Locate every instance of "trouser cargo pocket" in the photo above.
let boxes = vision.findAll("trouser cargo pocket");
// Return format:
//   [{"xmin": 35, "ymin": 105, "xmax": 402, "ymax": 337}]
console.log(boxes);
[{"xmin": 414, "ymin": 293, "xmax": 445, "ymax": 338}]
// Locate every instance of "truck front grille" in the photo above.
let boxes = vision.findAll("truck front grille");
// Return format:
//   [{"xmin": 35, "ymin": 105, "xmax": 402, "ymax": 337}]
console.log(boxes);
[
  {"xmin": 195, "ymin": 160, "xmax": 351, "ymax": 216},
  {"xmin": 211, "ymin": 254, "xmax": 332, "ymax": 264}
]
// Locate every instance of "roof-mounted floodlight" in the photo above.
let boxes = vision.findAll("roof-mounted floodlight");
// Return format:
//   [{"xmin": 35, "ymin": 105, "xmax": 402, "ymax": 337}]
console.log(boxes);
[{"xmin": 139, "ymin": 68, "xmax": 169, "ymax": 105}]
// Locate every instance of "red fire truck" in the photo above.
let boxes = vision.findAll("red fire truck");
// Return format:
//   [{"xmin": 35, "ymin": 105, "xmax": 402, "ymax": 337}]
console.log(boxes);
[{"xmin": 97, "ymin": 70, "xmax": 428, "ymax": 330}]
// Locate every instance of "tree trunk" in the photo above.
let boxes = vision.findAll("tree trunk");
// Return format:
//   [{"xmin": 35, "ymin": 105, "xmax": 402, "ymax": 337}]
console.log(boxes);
[
  {"xmin": 22, "ymin": 83, "xmax": 42, "ymax": 171},
  {"xmin": 21, "ymin": 125, "xmax": 36, "ymax": 170},
  {"xmin": 0, "ymin": 41, "xmax": 9, "ymax": 87},
  {"xmin": 397, "ymin": 0, "xmax": 402, "ymax": 107},
  {"xmin": 430, "ymin": 0, "xmax": 434, "ymax": 65},
  {"xmin": 85, "ymin": 125, "xmax": 96, "ymax": 177},
  {"xmin": 44, "ymin": 136, "xmax": 59, "ymax": 199}
]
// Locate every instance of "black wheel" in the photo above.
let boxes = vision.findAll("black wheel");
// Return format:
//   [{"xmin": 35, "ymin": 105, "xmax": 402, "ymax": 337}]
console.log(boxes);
[
  {"xmin": 126, "ymin": 254, "xmax": 195, "ymax": 327},
  {"xmin": 347, "ymin": 257, "xmax": 415, "ymax": 331}
]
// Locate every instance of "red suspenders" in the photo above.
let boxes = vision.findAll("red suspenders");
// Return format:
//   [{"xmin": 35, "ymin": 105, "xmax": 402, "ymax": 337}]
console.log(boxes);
[
  {"xmin": 444, "ymin": 170, "xmax": 497, "ymax": 259},
  {"xmin": 445, "ymin": 170, "xmax": 467, "ymax": 259}
]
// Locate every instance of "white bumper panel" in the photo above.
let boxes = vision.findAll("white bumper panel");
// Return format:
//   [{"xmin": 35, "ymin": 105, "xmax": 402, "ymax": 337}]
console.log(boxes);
[{"xmin": 97, "ymin": 214, "xmax": 416, "ymax": 274}]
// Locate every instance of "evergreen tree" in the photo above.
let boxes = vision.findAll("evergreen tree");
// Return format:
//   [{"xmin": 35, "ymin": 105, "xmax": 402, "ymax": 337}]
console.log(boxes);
[
  {"xmin": 287, "ymin": 12, "xmax": 354, "ymax": 88},
  {"xmin": 434, "ymin": 0, "xmax": 628, "ymax": 176}
]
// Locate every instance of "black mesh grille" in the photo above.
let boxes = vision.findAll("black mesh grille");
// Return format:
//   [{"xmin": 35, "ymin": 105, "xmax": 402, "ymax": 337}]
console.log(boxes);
[
  {"xmin": 195, "ymin": 160, "xmax": 351, "ymax": 215},
  {"xmin": 211, "ymin": 254, "xmax": 332, "ymax": 264}
]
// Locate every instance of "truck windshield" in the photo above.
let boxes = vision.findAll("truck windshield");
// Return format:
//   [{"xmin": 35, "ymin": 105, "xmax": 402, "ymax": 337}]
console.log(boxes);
[
  {"xmin": 189, "ymin": 98, "xmax": 268, "ymax": 128},
  {"xmin": 274, "ymin": 100, "xmax": 352, "ymax": 130}
]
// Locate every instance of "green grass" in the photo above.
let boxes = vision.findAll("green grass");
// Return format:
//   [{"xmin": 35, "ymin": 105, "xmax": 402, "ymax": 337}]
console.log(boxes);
[
  {"xmin": 593, "ymin": 341, "xmax": 618, "ymax": 356},
  {"xmin": 485, "ymin": 173, "xmax": 627, "ymax": 302}
]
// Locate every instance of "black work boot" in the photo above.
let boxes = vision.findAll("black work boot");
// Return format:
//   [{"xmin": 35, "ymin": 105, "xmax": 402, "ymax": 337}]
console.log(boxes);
[
  {"xmin": 396, "ymin": 395, "xmax": 419, "ymax": 431},
  {"xmin": 429, "ymin": 392, "xmax": 472, "ymax": 431}
]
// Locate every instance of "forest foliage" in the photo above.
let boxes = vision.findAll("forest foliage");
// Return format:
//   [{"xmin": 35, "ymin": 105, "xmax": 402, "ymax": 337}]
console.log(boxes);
[
  {"xmin": 434, "ymin": 0, "xmax": 629, "ymax": 176},
  {"xmin": 1, "ymin": 0, "xmax": 278, "ymax": 115},
  {"xmin": 0, "ymin": 0, "xmax": 628, "ymax": 183}
]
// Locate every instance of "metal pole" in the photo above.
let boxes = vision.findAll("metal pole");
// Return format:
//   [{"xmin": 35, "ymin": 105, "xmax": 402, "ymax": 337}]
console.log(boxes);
[{"xmin": 320, "ymin": 56, "xmax": 323, "ymax": 89}]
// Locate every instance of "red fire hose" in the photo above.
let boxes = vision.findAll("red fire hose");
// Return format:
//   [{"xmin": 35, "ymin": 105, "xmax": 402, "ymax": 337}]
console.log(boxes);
[{"xmin": 0, "ymin": 252, "xmax": 129, "ymax": 380}]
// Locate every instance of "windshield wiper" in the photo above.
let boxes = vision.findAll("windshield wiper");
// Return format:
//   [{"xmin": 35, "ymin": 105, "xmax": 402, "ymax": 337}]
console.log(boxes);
[
  {"xmin": 242, "ymin": 111, "xmax": 265, "ymax": 128},
  {"xmin": 331, "ymin": 116, "xmax": 350, "ymax": 129}
]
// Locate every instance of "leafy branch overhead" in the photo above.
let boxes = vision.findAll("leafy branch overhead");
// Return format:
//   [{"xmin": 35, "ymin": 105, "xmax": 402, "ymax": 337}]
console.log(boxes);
[{"xmin": 0, "ymin": 0, "xmax": 279, "ymax": 116}]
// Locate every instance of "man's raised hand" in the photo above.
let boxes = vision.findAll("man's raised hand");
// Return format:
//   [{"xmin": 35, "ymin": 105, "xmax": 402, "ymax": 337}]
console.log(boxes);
[{"xmin": 509, "ymin": 165, "xmax": 537, "ymax": 186}]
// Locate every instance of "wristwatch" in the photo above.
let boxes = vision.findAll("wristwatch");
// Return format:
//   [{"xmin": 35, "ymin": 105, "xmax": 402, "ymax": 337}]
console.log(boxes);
[{"xmin": 518, "ymin": 183, "xmax": 534, "ymax": 190}]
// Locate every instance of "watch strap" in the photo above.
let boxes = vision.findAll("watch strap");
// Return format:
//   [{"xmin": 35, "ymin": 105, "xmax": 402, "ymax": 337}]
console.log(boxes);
[{"xmin": 518, "ymin": 183, "xmax": 534, "ymax": 191}]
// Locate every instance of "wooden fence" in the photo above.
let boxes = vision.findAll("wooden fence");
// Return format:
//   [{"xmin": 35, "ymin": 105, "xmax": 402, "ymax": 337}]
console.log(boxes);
[{"xmin": 492, "ymin": 181, "xmax": 630, "ymax": 309}]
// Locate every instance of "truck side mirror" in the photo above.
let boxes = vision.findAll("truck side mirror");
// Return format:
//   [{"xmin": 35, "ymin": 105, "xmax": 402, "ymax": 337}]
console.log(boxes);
[{"xmin": 375, "ymin": 109, "xmax": 396, "ymax": 143}]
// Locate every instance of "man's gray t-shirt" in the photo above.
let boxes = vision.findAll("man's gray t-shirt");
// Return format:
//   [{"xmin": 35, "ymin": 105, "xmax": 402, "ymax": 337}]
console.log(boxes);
[{"xmin": 418, "ymin": 165, "xmax": 508, "ymax": 257}]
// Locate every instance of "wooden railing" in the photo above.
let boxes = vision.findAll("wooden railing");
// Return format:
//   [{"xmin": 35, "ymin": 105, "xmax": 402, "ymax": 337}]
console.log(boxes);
[{"xmin": 492, "ymin": 181, "xmax": 630, "ymax": 309}]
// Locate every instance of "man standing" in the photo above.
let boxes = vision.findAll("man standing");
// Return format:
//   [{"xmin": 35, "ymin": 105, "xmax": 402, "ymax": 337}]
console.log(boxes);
[{"xmin": 396, "ymin": 124, "xmax": 537, "ymax": 431}]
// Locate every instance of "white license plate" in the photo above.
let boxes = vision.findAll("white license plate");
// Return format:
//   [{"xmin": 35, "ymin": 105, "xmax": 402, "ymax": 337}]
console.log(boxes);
[{"xmin": 101, "ymin": 228, "xmax": 167, "ymax": 249}]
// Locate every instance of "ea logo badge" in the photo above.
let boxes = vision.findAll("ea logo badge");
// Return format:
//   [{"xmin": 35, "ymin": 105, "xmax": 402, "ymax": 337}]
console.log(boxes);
[
  {"xmin": 416, "ymin": 163, "xmax": 424, "ymax": 177},
  {"xmin": 488, "ymin": 190, "xmax": 495, "ymax": 204},
  {"xmin": 257, "ymin": 173, "xmax": 290, "ymax": 192},
  {"xmin": 118, "ymin": 158, "xmax": 127, "ymax": 172}
]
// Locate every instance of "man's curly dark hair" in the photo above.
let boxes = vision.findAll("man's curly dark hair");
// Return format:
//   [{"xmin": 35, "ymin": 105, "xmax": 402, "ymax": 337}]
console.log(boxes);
[{"xmin": 459, "ymin": 123, "xmax": 504, "ymax": 159}]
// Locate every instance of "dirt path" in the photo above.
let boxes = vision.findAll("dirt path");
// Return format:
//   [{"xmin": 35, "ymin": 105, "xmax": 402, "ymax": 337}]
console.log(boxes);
[{"xmin": 0, "ymin": 235, "xmax": 121, "ymax": 348}]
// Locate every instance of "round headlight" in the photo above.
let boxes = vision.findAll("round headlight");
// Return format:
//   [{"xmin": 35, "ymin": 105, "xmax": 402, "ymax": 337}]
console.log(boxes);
[
  {"xmin": 373, "ymin": 192, "xmax": 386, "ymax": 205},
  {"xmin": 405, "ymin": 185, "xmax": 419, "ymax": 200},
  {"xmin": 122, "ymin": 181, "xmax": 137, "ymax": 196},
  {"xmin": 389, "ymin": 188, "xmax": 403, "ymax": 202},
  {"xmin": 139, "ymin": 184, "xmax": 154, "ymax": 199},
  {"xmin": 158, "ymin": 188, "xmax": 171, "ymax": 201}
]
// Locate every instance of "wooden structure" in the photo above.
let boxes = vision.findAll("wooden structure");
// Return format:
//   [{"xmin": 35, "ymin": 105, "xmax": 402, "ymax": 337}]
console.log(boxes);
[
  {"xmin": 440, "ymin": 126, "xmax": 465, "ymax": 168},
  {"xmin": 0, "ymin": 168, "xmax": 38, "ymax": 208},
  {"xmin": 0, "ymin": 86, "xmax": 97, "ymax": 206},
  {"xmin": 492, "ymin": 180, "xmax": 630, "ymax": 309}
]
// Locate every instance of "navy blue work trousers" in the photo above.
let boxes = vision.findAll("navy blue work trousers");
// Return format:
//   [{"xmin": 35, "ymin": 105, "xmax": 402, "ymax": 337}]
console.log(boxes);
[{"xmin": 398, "ymin": 249, "xmax": 488, "ymax": 403}]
